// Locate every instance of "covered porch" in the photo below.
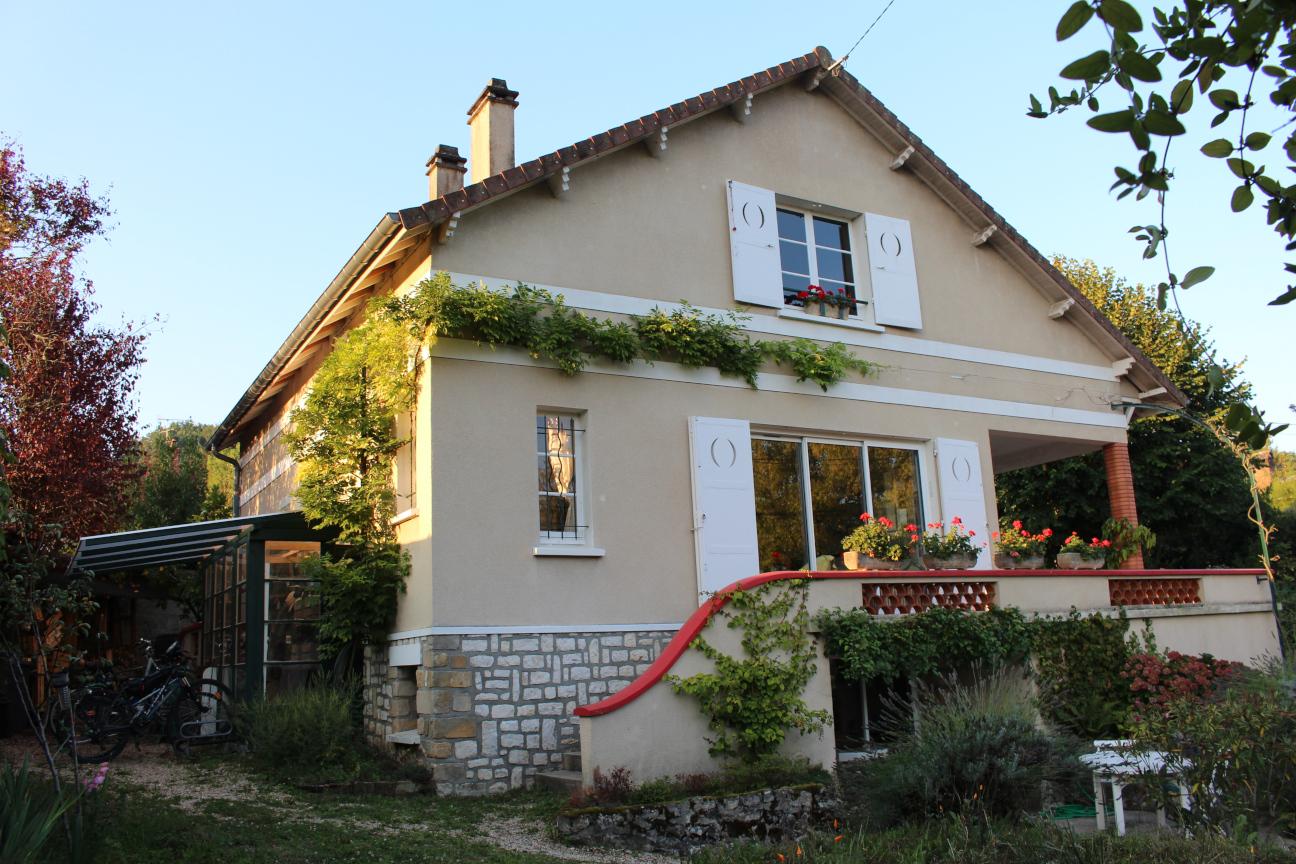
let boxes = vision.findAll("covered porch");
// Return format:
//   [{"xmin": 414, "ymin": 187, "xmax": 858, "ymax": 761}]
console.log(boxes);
[{"xmin": 68, "ymin": 512, "xmax": 334, "ymax": 700}]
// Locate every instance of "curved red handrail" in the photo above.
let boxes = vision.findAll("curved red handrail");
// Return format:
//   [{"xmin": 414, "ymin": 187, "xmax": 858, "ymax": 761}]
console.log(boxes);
[{"xmin": 573, "ymin": 567, "xmax": 1265, "ymax": 718}]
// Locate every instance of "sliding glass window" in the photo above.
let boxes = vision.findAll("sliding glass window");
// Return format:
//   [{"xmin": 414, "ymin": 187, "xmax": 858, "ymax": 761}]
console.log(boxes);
[{"xmin": 752, "ymin": 436, "xmax": 924, "ymax": 570}]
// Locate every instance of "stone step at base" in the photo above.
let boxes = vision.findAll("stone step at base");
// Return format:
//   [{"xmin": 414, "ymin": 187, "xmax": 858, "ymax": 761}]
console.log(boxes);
[
  {"xmin": 534, "ymin": 770, "xmax": 583, "ymax": 795},
  {"xmin": 561, "ymin": 751, "xmax": 582, "ymax": 772}
]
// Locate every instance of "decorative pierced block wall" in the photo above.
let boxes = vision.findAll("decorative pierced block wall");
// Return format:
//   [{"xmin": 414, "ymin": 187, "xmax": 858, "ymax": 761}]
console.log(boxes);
[
  {"xmin": 1109, "ymin": 578, "xmax": 1201, "ymax": 607},
  {"xmin": 860, "ymin": 581, "xmax": 997, "ymax": 615}
]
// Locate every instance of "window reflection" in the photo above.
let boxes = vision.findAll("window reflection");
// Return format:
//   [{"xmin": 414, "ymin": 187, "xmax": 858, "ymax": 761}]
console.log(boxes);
[
  {"xmin": 808, "ymin": 443, "xmax": 863, "ymax": 570},
  {"xmin": 869, "ymin": 447, "xmax": 921, "ymax": 529},
  {"xmin": 752, "ymin": 439, "xmax": 809, "ymax": 571}
]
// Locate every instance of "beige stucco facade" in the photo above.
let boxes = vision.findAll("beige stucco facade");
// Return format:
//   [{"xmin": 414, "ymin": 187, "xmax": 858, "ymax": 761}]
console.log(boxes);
[{"xmin": 216, "ymin": 55, "xmax": 1275, "ymax": 793}]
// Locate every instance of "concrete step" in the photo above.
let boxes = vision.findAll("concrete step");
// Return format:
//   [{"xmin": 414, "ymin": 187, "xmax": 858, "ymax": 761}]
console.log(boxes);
[
  {"xmin": 534, "ymin": 770, "xmax": 582, "ymax": 795},
  {"xmin": 561, "ymin": 751, "xmax": 582, "ymax": 772}
]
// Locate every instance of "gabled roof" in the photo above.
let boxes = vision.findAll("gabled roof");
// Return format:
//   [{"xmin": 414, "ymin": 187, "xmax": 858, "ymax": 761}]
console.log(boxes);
[{"xmin": 210, "ymin": 48, "xmax": 1183, "ymax": 451}]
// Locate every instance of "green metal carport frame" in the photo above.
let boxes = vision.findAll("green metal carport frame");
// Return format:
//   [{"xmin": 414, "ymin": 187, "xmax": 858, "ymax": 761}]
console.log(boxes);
[{"xmin": 69, "ymin": 512, "xmax": 334, "ymax": 700}]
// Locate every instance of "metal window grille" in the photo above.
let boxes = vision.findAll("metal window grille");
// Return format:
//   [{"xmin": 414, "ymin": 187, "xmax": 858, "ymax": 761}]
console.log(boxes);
[{"xmin": 536, "ymin": 414, "xmax": 587, "ymax": 540}]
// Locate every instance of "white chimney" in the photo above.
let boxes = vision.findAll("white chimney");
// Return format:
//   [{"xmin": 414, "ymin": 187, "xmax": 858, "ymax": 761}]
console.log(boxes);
[{"xmin": 466, "ymin": 79, "xmax": 519, "ymax": 185}]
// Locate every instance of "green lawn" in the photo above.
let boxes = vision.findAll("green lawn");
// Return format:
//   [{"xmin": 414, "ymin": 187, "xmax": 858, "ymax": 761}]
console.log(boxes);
[{"xmin": 56, "ymin": 756, "xmax": 575, "ymax": 864}]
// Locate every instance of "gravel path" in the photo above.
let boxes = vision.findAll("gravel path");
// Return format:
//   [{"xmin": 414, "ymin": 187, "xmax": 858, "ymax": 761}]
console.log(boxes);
[{"xmin": 1, "ymin": 736, "xmax": 674, "ymax": 863}]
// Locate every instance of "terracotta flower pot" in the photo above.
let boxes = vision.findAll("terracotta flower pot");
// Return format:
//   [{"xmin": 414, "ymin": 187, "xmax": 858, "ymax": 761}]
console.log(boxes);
[
  {"xmin": 842, "ymin": 550, "xmax": 904, "ymax": 571},
  {"xmin": 1056, "ymin": 551, "xmax": 1105, "ymax": 570},
  {"xmin": 993, "ymin": 553, "xmax": 1044, "ymax": 570},
  {"xmin": 925, "ymin": 554, "xmax": 977, "ymax": 570}
]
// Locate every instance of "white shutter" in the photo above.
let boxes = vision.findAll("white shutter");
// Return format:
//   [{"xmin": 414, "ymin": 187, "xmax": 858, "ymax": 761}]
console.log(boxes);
[
  {"xmin": 726, "ymin": 180, "xmax": 783, "ymax": 307},
  {"xmin": 934, "ymin": 438, "xmax": 991, "ymax": 570},
  {"xmin": 689, "ymin": 417, "xmax": 760, "ymax": 597},
  {"xmin": 865, "ymin": 212, "xmax": 922, "ymax": 329}
]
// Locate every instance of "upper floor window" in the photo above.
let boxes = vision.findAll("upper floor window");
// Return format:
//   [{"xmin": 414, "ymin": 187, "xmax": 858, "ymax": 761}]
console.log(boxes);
[
  {"xmin": 537, "ymin": 413, "xmax": 586, "ymax": 542},
  {"xmin": 777, "ymin": 208, "xmax": 858, "ymax": 314}
]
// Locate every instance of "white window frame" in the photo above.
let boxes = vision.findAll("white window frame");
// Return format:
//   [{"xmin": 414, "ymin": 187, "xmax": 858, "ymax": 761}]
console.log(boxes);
[
  {"xmin": 751, "ymin": 431, "xmax": 934, "ymax": 567},
  {"xmin": 535, "ymin": 411, "xmax": 591, "ymax": 548},
  {"xmin": 775, "ymin": 206, "xmax": 874, "ymax": 326}
]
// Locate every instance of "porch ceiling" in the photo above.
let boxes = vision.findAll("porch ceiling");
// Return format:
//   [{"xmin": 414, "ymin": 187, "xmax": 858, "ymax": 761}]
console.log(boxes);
[
  {"xmin": 68, "ymin": 511, "xmax": 313, "ymax": 575},
  {"xmin": 989, "ymin": 430, "xmax": 1109, "ymax": 474}
]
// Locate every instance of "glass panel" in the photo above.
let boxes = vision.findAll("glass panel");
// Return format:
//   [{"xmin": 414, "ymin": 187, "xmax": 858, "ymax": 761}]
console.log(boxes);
[
  {"xmin": 265, "ymin": 664, "xmax": 317, "ymax": 698},
  {"xmin": 266, "ymin": 622, "xmax": 319, "ymax": 662},
  {"xmin": 868, "ymin": 447, "xmax": 922, "ymax": 529},
  {"xmin": 777, "ymin": 208, "xmax": 806, "ymax": 242},
  {"xmin": 752, "ymin": 439, "xmax": 809, "ymax": 571},
  {"xmin": 782, "ymin": 273, "xmax": 812, "ymax": 302},
  {"xmin": 222, "ymin": 588, "xmax": 234, "ymax": 631},
  {"xmin": 236, "ymin": 584, "xmax": 246, "ymax": 624},
  {"xmin": 268, "ymin": 580, "xmax": 320, "ymax": 621},
  {"xmin": 540, "ymin": 454, "xmax": 575, "ymax": 495},
  {"xmin": 539, "ymin": 416, "xmax": 574, "ymax": 455},
  {"xmin": 237, "ymin": 543, "xmax": 247, "ymax": 585},
  {"xmin": 816, "ymin": 247, "xmax": 854, "ymax": 284},
  {"xmin": 808, "ymin": 442, "xmax": 864, "ymax": 568},
  {"xmin": 236, "ymin": 623, "xmax": 246, "ymax": 665},
  {"xmin": 812, "ymin": 216, "xmax": 851, "ymax": 250},
  {"xmin": 539, "ymin": 496, "xmax": 575, "ymax": 533},
  {"xmin": 266, "ymin": 541, "xmax": 321, "ymax": 579},
  {"xmin": 778, "ymin": 240, "xmax": 810, "ymax": 276}
]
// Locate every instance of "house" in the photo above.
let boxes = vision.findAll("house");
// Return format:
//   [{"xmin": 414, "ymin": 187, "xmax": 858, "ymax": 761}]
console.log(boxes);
[{"xmin": 70, "ymin": 48, "xmax": 1281, "ymax": 794}]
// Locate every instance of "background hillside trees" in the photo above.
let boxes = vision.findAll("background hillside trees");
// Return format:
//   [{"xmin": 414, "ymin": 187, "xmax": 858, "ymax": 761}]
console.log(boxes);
[{"xmin": 996, "ymin": 257, "xmax": 1255, "ymax": 567}]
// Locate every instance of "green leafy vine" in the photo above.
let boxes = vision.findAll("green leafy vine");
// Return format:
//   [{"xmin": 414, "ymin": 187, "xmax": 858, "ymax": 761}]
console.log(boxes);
[{"xmin": 668, "ymin": 580, "xmax": 830, "ymax": 761}]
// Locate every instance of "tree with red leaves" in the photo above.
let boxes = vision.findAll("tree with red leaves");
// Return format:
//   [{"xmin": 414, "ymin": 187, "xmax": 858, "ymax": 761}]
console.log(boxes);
[{"xmin": 0, "ymin": 140, "xmax": 145, "ymax": 557}]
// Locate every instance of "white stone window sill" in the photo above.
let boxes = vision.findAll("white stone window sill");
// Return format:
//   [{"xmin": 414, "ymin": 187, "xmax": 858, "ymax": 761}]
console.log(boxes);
[
  {"xmin": 778, "ymin": 307, "xmax": 885, "ymax": 333},
  {"xmin": 534, "ymin": 546, "xmax": 606, "ymax": 557},
  {"xmin": 390, "ymin": 507, "xmax": 419, "ymax": 526}
]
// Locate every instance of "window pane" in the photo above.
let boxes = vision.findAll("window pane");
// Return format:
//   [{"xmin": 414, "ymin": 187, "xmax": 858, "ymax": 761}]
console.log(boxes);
[
  {"xmin": 237, "ymin": 544, "xmax": 247, "ymax": 585},
  {"xmin": 813, "ymin": 216, "xmax": 851, "ymax": 250},
  {"xmin": 752, "ymin": 439, "xmax": 809, "ymax": 571},
  {"xmin": 808, "ymin": 442, "xmax": 864, "ymax": 568},
  {"xmin": 539, "ymin": 415, "xmax": 574, "ymax": 454},
  {"xmin": 269, "ymin": 580, "xmax": 320, "ymax": 622},
  {"xmin": 868, "ymin": 447, "xmax": 922, "ymax": 528},
  {"xmin": 816, "ymin": 247, "xmax": 854, "ymax": 284},
  {"xmin": 539, "ymin": 495, "xmax": 576, "ymax": 533},
  {"xmin": 778, "ymin": 240, "xmax": 810, "ymax": 276},
  {"xmin": 265, "ymin": 664, "xmax": 317, "ymax": 698},
  {"xmin": 777, "ymin": 209, "xmax": 806, "ymax": 242},
  {"xmin": 782, "ymin": 273, "xmax": 812, "ymax": 303},
  {"xmin": 539, "ymin": 454, "xmax": 575, "ymax": 495},
  {"xmin": 267, "ymin": 622, "xmax": 319, "ymax": 662}
]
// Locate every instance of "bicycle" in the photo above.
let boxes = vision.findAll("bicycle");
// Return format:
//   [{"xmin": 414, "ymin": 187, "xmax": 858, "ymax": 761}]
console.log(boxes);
[{"xmin": 48, "ymin": 638, "xmax": 238, "ymax": 762}]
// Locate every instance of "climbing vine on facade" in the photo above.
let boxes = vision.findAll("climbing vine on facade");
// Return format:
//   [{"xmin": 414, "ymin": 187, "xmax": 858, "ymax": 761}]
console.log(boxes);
[
  {"xmin": 287, "ymin": 273, "xmax": 876, "ymax": 658},
  {"xmin": 668, "ymin": 580, "xmax": 830, "ymax": 761}
]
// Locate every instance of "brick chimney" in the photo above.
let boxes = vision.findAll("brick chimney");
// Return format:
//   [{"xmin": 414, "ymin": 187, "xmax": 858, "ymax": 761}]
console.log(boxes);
[
  {"xmin": 425, "ymin": 145, "xmax": 467, "ymax": 199},
  {"xmin": 467, "ymin": 79, "xmax": 519, "ymax": 185}
]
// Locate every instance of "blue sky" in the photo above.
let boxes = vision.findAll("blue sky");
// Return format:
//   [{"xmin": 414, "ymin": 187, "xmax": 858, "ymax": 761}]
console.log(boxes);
[{"xmin": 5, "ymin": 1, "xmax": 1291, "ymax": 442}]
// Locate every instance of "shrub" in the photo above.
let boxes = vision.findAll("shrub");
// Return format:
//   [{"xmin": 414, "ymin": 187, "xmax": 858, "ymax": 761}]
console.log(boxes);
[
  {"xmin": 1130, "ymin": 663, "xmax": 1296, "ymax": 837},
  {"xmin": 837, "ymin": 670, "xmax": 1082, "ymax": 828},
  {"xmin": 1030, "ymin": 609, "xmax": 1135, "ymax": 738},
  {"xmin": 0, "ymin": 761, "xmax": 72, "ymax": 864},
  {"xmin": 240, "ymin": 683, "xmax": 358, "ymax": 774},
  {"xmin": 565, "ymin": 756, "xmax": 830, "ymax": 810},
  {"xmin": 1124, "ymin": 649, "xmax": 1239, "ymax": 719}
]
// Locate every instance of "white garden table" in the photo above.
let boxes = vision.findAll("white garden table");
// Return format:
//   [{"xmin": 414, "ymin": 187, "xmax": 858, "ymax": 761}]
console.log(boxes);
[{"xmin": 1079, "ymin": 740, "xmax": 1192, "ymax": 836}]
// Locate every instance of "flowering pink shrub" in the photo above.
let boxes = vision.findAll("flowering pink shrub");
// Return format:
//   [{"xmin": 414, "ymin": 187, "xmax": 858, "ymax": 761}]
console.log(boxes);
[{"xmin": 1123, "ymin": 650, "xmax": 1239, "ymax": 718}]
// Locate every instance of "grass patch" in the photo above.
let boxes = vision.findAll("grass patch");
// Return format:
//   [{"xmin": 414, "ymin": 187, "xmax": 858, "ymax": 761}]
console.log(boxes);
[
  {"xmin": 66, "ymin": 782, "xmax": 571, "ymax": 864},
  {"xmin": 692, "ymin": 818, "xmax": 1296, "ymax": 864}
]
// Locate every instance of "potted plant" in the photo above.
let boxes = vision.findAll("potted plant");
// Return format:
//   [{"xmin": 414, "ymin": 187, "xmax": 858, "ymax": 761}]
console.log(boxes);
[
  {"xmin": 992, "ymin": 521, "xmax": 1050, "ymax": 569},
  {"xmin": 841, "ymin": 513, "xmax": 910, "ymax": 570},
  {"xmin": 914, "ymin": 517, "xmax": 981, "ymax": 569},
  {"xmin": 1056, "ymin": 532, "xmax": 1109, "ymax": 569},
  {"xmin": 827, "ymin": 286, "xmax": 854, "ymax": 319}
]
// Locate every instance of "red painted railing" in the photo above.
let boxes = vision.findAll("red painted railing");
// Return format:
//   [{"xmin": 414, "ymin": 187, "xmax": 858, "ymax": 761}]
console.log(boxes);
[{"xmin": 573, "ymin": 568, "xmax": 1265, "ymax": 719}]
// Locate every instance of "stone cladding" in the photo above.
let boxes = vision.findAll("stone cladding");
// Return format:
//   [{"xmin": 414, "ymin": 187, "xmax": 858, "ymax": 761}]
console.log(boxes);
[{"xmin": 364, "ymin": 628, "xmax": 676, "ymax": 794}]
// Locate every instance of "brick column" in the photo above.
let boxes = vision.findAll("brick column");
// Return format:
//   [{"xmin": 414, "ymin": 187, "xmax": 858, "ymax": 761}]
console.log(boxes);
[{"xmin": 1102, "ymin": 442, "xmax": 1144, "ymax": 569}]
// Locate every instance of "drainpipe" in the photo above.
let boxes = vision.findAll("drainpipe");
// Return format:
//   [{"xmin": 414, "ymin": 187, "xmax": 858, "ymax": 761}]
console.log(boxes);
[{"xmin": 209, "ymin": 448, "xmax": 242, "ymax": 518}]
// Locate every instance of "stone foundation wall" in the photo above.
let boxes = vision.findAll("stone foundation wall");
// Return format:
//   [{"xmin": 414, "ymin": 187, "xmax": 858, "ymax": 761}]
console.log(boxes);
[{"xmin": 363, "ymin": 628, "xmax": 677, "ymax": 795}]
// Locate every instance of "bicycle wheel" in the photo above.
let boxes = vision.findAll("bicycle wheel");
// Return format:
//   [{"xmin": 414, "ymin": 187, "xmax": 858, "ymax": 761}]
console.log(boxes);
[
  {"xmin": 167, "ymin": 678, "xmax": 237, "ymax": 750},
  {"xmin": 53, "ymin": 688, "xmax": 131, "ymax": 763}
]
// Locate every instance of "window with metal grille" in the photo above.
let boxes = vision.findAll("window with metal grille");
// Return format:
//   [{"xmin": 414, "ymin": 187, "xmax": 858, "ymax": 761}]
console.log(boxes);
[{"xmin": 536, "ymin": 413, "xmax": 587, "ymax": 542}]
